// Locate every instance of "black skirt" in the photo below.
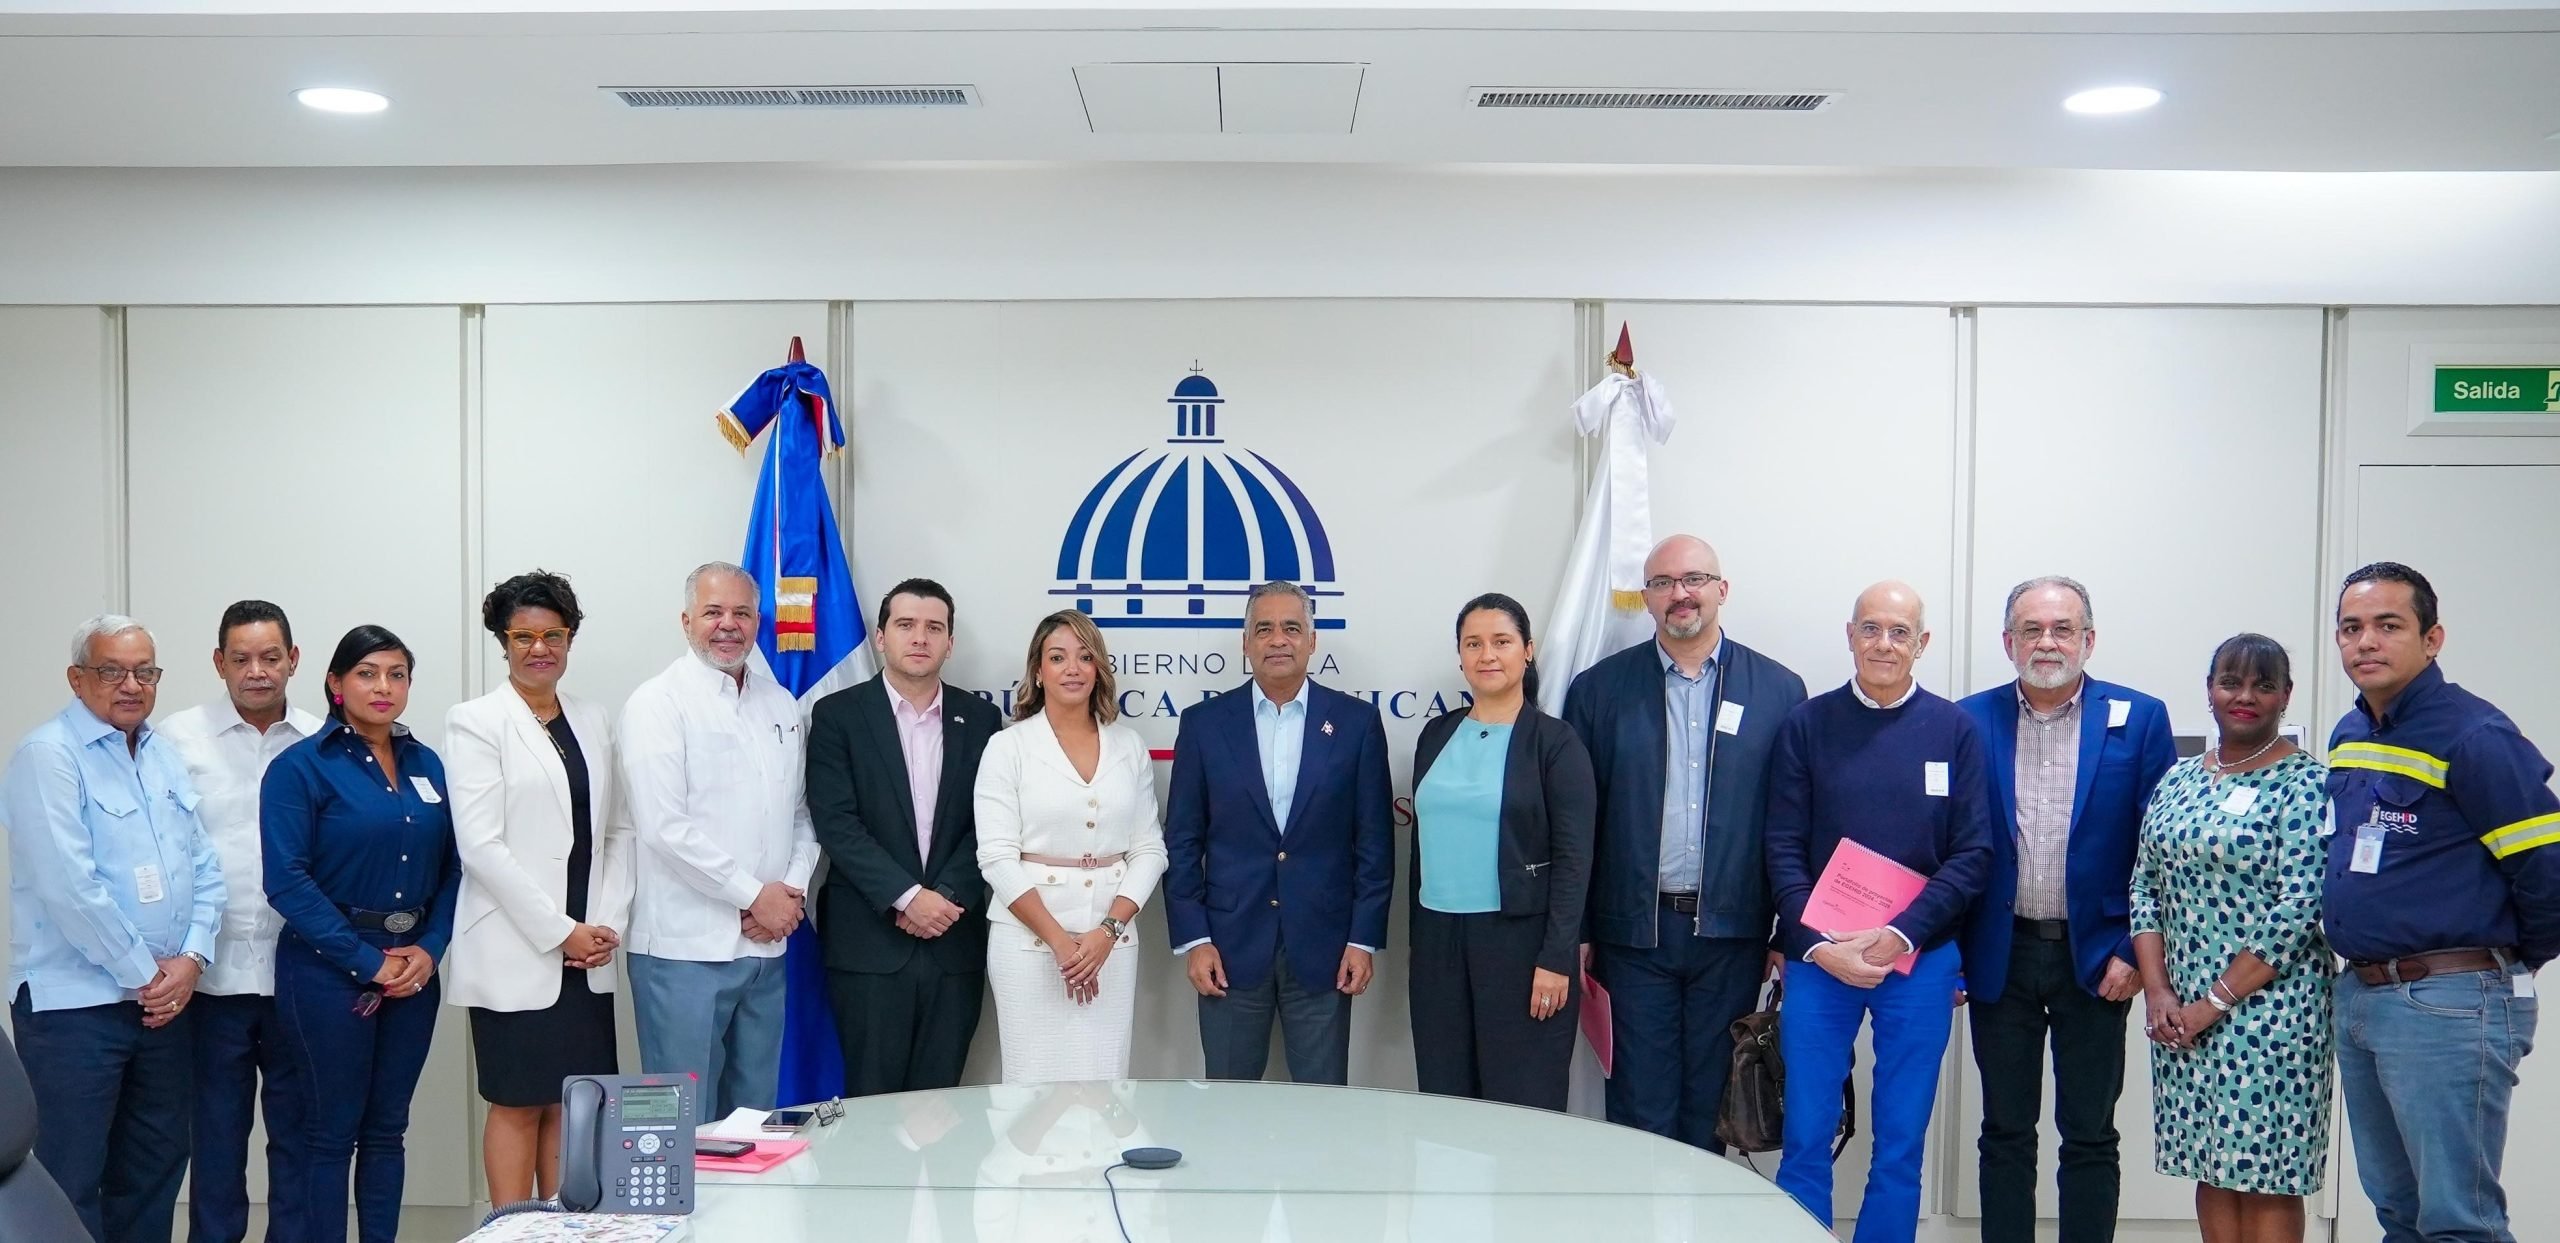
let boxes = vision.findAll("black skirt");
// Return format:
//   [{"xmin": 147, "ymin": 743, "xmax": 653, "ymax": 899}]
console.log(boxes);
[{"xmin": 468, "ymin": 968, "xmax": 620, "ymax": 1107}]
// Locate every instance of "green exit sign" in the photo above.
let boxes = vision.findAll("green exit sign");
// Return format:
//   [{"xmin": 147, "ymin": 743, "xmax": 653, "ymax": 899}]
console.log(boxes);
[{"xmin": 2435, "ymin": 366, "xmax": 2560, "ymax": 414}]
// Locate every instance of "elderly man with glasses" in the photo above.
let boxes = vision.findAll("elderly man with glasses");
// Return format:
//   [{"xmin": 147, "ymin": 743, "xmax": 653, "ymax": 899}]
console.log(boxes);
[
  {"xmin": 1561, "ymin": 535, "xmax": 1806, "ymax": 1150},
  {"xmin": 1955, "ymin": 577, "xmax": 2175, "ymax": 1243},
  {"xmin": 1765, "ymin": 581, "xmax": 1995, "ymax": 1243},
  {"xmin": 5, "ymin": 614, "xmax": 226, "ymax": 1243}
]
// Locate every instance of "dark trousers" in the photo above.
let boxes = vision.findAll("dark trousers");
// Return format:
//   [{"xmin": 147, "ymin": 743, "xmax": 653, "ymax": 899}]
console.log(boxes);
[
  {"xmin": 270, "ymin": 937, "xmax": 439, "ymax": 1243},
  {"xmin": 1595, "ymin": 906, "xmax": 1766, "ymax": 1152},
  {"xmin": 826, "ymin": 957, "xmax": 983, "ymax": 1097},
  {"xmin": 1408, "ymin": 906, "xmax": 1576, "ymax": 1110},
  {"xmin": 188, "ymin": 991, "xmax": 301, "ymax": 1243},
  {"xmin": 1969, "ymin": 925, "xmax": 2130, "ymax": 1243},
  {"xmin": 1197, "ymin": 939, "xmax": 1353, "ymax": 1085},
  {"xmin": 9, "ymin": 986, "xmax": 192, "ymax": 1243}
]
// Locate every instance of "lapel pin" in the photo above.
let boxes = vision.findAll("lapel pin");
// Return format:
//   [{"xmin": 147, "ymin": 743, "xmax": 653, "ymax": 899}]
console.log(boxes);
[{"xmin": 1321, "ymin": 720, "xmax": 1334, "ymax": 736}]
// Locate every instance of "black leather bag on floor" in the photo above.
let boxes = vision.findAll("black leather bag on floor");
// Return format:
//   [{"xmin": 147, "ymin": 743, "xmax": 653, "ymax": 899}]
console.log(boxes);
[{"xmin": 1716, "ymin": 981, "xmax": 1856, "ymax": 1159}]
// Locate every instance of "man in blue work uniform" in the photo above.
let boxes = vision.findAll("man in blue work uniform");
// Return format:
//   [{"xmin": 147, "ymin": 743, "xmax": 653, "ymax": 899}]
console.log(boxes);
[{"xmin": 2324, "ymin": 561, "xmax": 2560, "ymax": 1243}]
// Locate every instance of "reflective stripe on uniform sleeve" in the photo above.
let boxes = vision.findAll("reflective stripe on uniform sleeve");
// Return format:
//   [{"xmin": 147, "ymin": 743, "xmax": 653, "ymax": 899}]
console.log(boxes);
[
  {"xmin": 2329, "ymin": 742, "xmax": 2451, "ymax": 789},
  {"xmin": 2481, "ymin": 812, "xmax": 2560, "ymax": 860}
]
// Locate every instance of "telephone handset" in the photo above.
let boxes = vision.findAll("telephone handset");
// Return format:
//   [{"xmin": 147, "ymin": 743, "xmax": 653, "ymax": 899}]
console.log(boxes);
[{"xmin": 557, "ymin": 1073, "xmax": 697, "ymax": 1215}]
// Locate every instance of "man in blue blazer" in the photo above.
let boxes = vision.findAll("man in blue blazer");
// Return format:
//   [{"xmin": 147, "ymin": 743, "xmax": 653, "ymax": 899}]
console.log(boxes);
[
  {"xmin": 1163, "ymin": 580, "xmax": 1394, "ymax": 1084},
  {"xmin": 1563, "ymin": 535, "xmax": 1806, "ymax": 1150},
  {"xmin": 1957, "ymin": 577, "xmax": 2175, "ymax": 1243}
]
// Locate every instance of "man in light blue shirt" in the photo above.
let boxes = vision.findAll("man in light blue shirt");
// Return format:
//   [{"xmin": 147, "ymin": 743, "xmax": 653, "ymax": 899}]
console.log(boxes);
[
  {"xmin": 1163, "ymin": 581, "xmax": 1395, "ymax": 1084},
  {"xmin": 6, "ymin": 614, "xmax": 224, "ymax": 1243}
]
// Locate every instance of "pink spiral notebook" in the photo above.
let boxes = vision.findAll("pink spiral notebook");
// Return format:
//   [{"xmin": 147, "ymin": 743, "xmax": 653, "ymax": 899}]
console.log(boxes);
[
  {"xmin": 694, "ymin": 1139, "xmax": 808, "ymax": 1174},
  {"xmin": 1804, "ymin": 838, "xmax": 1929, "ymax": 974}
]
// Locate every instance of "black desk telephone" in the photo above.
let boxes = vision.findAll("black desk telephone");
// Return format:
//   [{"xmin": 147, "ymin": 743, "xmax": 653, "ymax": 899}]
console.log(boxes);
[{"xmin": 556, "ymin": 1074, "xmax": 698, "ymax": 1215}]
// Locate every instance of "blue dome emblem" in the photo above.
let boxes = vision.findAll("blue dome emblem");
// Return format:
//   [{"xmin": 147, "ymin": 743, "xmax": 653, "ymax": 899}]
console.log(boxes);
[{"xmin": 1051, "ymin": 371, "xmax": 1343, "ymax": 630}]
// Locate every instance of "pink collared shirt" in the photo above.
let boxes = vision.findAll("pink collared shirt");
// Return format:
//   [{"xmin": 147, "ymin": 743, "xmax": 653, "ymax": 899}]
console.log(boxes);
[{"xmin": 889, "ymin": 684, "xmax": 946, "ymax": 912}]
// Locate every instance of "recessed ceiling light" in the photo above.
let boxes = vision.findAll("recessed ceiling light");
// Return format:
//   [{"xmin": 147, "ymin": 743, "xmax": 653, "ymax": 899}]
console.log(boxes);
[
  {"xmin": 2064, "ymin": 86, "xmax": 2162, "ymax": 116},
  {"xmin": 295, "ymin": 87, "xmax": 389, "ymax": 115}
]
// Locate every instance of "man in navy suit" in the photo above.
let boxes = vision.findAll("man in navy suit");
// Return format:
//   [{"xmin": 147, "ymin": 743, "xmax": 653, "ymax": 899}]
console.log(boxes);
[
  {"xmin": 1563, "ymin": 535, "xmax": 1806, "ymax": 1150},
  {"xmin": 1957, "ymin": 577, "xmax": 2175, "ymax": 1243},
  {"xmin": 1163, "ymin": 580, "xmax": 1394, "ymax": 1084}
]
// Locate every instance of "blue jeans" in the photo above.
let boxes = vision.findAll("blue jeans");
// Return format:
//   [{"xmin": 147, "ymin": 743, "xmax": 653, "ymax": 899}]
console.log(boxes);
[
  {"xmin": 270, "ymin": 935, "xmax": 440, "ymax": 1243},
  {"xmin": 2335, "ymin": 965, "xmax": 2537, "ymax": 1243},
  {"xmin": 629, "ymin": 953, "xmax": 788, "ymax": 1123},
  {"xmin": 9, "ymin": 986, "xmax": 192, "ymax": 1243},
  {"xmin": 1776, "ymin": 942, "xmax": 1962, "ymax": 1243},
  {"xmin": 188, "ymin": 991, "xmax": 301, "ymax": 1243}
]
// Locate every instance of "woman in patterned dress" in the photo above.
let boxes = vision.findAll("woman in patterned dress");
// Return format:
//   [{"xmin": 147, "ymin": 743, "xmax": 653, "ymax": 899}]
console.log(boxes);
[{"xmin": 2130, "ymin": 633, "xmax": 2334, "ymax": 1243}]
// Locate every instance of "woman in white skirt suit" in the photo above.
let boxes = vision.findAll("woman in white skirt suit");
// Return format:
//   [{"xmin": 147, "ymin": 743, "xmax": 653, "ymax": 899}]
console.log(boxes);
[{"xmin": 975, "ymin": 610, "xmax": 1168, "ymax": 1083}]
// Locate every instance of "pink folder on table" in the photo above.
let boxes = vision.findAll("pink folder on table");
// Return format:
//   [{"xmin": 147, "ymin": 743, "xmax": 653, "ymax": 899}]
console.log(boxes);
[
  {"xmin": 695, "ymin": 1139, "xmax": 807, "ymax": 1174},
  {"xmin": 1805, "ymin": 839, "xmax": 1929, "ymax": 975},
  {"xmin": 1580, "ymin": 974, "xmax": 1615, "ymax": 1078}
]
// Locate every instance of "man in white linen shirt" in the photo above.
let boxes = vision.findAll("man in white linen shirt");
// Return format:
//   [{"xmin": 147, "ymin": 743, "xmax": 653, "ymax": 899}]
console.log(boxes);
[
  {"xmin": 156, "ymin": 600, "xmax": 325, "ymax": 1243},
  {"xmin": 619, "ymin": 561, "xmax": 820, "ymax": 1123}
]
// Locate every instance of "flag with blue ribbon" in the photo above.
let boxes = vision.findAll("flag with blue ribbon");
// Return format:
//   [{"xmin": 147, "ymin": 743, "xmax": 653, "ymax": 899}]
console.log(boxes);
[{"xmin": 721, "ymin": 339, "xmax": 864, "ymax": 1106}]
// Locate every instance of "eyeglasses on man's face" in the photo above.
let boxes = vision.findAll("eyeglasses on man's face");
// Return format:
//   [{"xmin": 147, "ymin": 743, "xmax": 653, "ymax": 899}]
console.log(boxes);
[
  {"xmin": 79, "ymin": 665, "xmax": 165, "ymax": 686},
  {"xmin": 1643, "ymin": 572, "xmax": 1724, "ymax": 594},
  {"xmin": 2010, "ymin": 623, "xmax": 2085, "ymax": 646},
  {"xmin": 1854, "ymin": 622, "xmax": 1918, "ymax": 649}
]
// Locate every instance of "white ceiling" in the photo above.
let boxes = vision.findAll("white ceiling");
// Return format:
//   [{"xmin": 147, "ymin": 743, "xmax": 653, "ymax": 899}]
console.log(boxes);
[{"xmin": 1, "ymin": 3, "xmax": 2555, "ymax": 171}]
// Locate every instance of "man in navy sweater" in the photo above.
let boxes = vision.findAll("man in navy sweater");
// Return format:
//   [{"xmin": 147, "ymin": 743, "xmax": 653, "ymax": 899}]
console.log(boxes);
[{"xmin": 1765, "ymin": 581, "xmax": 1996, "ymax": 1243}]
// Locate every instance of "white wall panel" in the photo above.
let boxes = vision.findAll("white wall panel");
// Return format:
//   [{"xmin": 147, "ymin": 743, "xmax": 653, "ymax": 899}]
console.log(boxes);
[
  {"xmin": 1960, "ymin": 307, "xmax": 2327, "ymax": 1224},
  {"xmin": 0, "ymin": 306, "xmax": 116, "ymax": 1041},
  {"xmin": 124, "ymin": 305, "xmax": 475, "ymax": 1206},
  {"xmin": 480, "ymin": 302, "xmax": 828, "ymax": 713},
  {"xmin": 1611, "ymin": 303, "xmax": 1963, "ymax": 708},
  {"xmin": 848, "ymin": 299, "xmax": 1581, "ymax": 1091}
]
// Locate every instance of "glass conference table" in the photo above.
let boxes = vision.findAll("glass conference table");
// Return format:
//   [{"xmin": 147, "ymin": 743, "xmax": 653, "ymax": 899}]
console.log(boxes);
[{"xmin": 684, "ymin": 1080, "xmax": 1830, "ymax": 1241}]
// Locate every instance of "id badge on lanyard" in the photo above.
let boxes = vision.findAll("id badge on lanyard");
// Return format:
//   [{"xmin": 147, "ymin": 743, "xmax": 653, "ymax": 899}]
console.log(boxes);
[{"xmin": 2350, "ymin": 802, "xmax": 2386, "ymax": 874}]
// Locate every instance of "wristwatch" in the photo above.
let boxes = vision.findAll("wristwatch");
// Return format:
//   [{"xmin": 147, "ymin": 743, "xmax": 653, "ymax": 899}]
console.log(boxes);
[
  {"xmin": 181, "ymin": 950, "xmax": 211, "ymax": 970},
  {"xmin": 1098, "ymin": 916, "xmax": 1127, "ymax": 940}
]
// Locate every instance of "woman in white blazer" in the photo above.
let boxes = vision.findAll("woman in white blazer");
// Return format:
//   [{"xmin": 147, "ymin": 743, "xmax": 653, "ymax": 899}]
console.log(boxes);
[
  {"xmin": 975, "ymin": 610, "xmax": 1168, "ymax": 1084},
  {"xmin": 443, "ymin": 571, "xmax": 634, "ymax": 1207}
]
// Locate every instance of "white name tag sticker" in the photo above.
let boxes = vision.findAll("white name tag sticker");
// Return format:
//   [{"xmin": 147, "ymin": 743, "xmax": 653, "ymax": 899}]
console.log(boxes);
[
  {"xmin": 2221, "ymin": 786, "xmax": 2259, "ymax": 817},
  {"xmin": 1716, "ymin": 701, "xmax": 1746, "ymax": 736},
  {"xmin": 134, "ymin": 864, "xmax": 166, "ymax": 904},
  {"xmin": 2108, "ymin": 699, "xmax": 2131, "ymax": 729},
  {"xmin": 410, "ymin": 775, "xmax": 442, "ymax": 804},
  {"xmin": 1924, "ymin": 761, "xmax": 1950, "ymax": 797}
]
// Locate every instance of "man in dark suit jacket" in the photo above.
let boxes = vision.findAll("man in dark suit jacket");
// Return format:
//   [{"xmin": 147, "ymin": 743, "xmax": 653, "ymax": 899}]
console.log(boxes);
[
  {"xmin": 1956, "ymin": 577, "xmax": 2175, "ymax": 1243},
  {"xmin": 1163, "ymin": 581, "xmax": 1394, "ymax": 1084},
  {"xmin": 807, "ymin": 579, "xmax": 1006, "ymax": 1096},
  {"xmin": 1562, "ymin": 535, "xmax": 1806, "ymax": 1151}
]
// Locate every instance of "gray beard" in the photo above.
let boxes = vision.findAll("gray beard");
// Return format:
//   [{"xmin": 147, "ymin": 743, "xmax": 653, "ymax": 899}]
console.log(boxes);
[{"xmin": 1663, "ymin": 613, "xmax": 1707, "ymax": 641}]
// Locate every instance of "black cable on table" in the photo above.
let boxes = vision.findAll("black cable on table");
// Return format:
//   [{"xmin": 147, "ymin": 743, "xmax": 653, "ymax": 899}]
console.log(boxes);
[{"xmin": 1102, "ymin": 1160, "xmax": 1136, "ymax": 1243}]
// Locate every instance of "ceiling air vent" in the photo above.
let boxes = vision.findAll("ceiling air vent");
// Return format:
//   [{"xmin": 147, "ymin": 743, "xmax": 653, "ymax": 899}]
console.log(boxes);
[
  {"xmin": 1468, "ymin": 88, "xmax": 1834, "ymax": 112},
  {"xmin": 605, "ymin": 86, "xmax": 980, "ymax": 110}
]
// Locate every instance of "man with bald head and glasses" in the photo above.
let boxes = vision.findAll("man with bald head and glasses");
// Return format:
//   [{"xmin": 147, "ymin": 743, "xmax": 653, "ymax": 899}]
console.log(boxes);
[
  {"xmin": 1562, "ymin": 535, "xmax": 1806, "ymax": 1151},
  {"xmin": 1765, "ymin": 582, "xmax": 1995, "ymax": 1243},
  {"xmin": 6, "ymin": 614, "xmax": 226, "ymax": 1242}
]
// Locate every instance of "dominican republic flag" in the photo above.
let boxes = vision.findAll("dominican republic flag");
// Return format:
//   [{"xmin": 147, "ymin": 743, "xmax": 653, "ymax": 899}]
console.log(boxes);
[{"xmin": 721, "ymin": 340, "xmax": 874, "ymax": 1107}]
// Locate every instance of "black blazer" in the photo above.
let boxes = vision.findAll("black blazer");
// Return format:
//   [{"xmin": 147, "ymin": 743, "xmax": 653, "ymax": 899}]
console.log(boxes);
[
  {"xmin": 1411, "ymin": 704, "xmax": 1597, "ymax": 976},
  {"xmin": 807, "ymin": 675, "xmax": 1006, "ymax": 975}
]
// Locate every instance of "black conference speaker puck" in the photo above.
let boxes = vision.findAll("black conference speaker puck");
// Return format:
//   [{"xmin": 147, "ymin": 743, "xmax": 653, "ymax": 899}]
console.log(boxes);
[{"xmin": 1121, "ymin": 1147, "xmax": 1183, "ymax": 1171}]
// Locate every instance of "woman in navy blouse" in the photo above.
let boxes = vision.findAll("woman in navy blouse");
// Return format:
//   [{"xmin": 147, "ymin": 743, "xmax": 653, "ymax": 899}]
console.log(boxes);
[{"xmin": 259, "ymin": 625, "xmax": 459, "ymax": 1243}]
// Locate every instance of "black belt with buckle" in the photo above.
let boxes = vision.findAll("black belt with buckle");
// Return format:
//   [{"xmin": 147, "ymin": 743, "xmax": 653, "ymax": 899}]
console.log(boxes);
[
  {"xmin": 1662, "ymin": 892, "xmax": 1701, "ymax": 914},
  {"xmin": 342, "ymin": 905, "xmax": 425, "ymax": 935},
  {"xmin": 2015, "ymin": 916, "xmax": 2069, "ymax": 942}
]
